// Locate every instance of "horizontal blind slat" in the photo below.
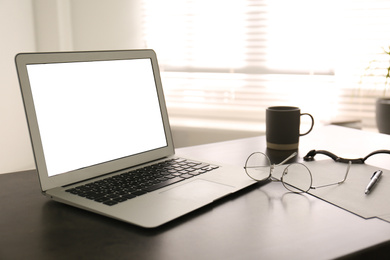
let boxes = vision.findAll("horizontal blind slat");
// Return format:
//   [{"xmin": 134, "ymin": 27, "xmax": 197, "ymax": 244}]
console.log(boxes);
[{"xmin": 141, "ymin": 0, "xmax": 390, "ymax": 130}]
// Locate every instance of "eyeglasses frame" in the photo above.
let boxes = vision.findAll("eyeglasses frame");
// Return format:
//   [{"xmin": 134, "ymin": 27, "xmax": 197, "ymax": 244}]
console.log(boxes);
[{"xmin": 244, "ymin": 151, "xmax": 351, "ymax": 193}]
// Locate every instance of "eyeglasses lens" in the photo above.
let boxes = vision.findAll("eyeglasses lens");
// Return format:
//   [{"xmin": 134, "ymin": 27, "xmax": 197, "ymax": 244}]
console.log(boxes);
[
  {"xmin": 281, "ymin": 163, "xmax": 312, "ymax": 193},
  {"xmin": 245, "ymin": 153, "xmax": 271, "ymax": 181}
]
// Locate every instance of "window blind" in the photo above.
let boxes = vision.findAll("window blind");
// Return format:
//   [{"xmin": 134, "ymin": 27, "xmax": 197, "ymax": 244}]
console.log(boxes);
[
  {"xmin": 335, "ymin": 0, "xmax": 390, "ymax": 129},
  {"xmin": 141, "ymin": 0, "xmax": 390, "ymax": 132}
]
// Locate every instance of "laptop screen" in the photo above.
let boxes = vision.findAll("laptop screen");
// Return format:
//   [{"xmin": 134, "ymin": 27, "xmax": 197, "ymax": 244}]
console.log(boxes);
[{"xmin": 26, "ymin": 58, "xmax": 167, "ymax": 177}]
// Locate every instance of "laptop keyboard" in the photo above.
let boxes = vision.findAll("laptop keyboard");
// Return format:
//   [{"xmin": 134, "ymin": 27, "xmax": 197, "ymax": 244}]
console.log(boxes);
[{"xmin": 65, "ymin": 158, "xmax": 219, "ymax": 206}]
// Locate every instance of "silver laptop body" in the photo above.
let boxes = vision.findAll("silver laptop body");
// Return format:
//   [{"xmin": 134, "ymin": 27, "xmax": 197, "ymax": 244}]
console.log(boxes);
[{"xmin": 15, "ymin": 49, "xmax": 255, "ymax": 228}]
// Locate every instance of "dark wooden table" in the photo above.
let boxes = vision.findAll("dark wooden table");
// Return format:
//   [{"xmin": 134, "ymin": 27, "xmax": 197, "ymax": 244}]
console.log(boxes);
[{"xmin": 1, "ymin": 126, "xmax": 390, "ymax": 259}]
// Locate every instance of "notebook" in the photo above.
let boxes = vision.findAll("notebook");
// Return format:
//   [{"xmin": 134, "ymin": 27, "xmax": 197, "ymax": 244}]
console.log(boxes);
[{"xmin": 15, "ymin": 49, "xmax": 255, "ymax": 228}]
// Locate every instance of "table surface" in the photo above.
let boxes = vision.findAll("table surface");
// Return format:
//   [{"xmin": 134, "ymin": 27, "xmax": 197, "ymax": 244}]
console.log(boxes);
[{"xmin": 1, "ymin": 125, "xmax": 390, "ymax": 259}]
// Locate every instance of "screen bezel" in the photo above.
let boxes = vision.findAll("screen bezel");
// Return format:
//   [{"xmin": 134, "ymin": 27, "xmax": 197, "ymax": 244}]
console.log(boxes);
[{"xmin": 15, "ymin": 50, "xmax": 175, "ymax": 191}]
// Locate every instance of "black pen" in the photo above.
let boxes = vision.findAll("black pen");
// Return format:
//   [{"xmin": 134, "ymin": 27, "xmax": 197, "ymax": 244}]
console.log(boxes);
[{"xmin": 365, "ymin": 170, "xmax": 382, "ymax": 194}]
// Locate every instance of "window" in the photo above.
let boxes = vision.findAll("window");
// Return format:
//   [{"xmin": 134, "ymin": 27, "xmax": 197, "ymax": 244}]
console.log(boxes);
[{"xmin": 141, "ymin": 0, "xmax": 390, "ymax": 132}]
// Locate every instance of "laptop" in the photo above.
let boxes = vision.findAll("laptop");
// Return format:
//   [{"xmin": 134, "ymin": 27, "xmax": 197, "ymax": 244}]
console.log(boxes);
[{"xmin": 15, "ymin": 49, "xmax": 255, "ymax": 228}]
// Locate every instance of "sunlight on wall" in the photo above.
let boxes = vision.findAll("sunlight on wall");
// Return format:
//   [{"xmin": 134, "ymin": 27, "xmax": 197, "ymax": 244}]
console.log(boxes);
[
  {"xmin": 142, "ymin": 0, "xmax": 246, "ymax": 69},
  {"xmin": 335, "ymin": 1, "xmax": 390, "ymax": 82},
  {"xmin": 260, "ymin": 74, "xmax": 341, "ymax": 124},
  {"xmin": 265, "ymin": 0, "xmax": 339, "ymax": 74}
]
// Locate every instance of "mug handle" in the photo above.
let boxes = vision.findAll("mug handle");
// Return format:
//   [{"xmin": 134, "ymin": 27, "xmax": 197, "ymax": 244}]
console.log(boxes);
[{"xmin": 300, "ymin": 113, "xmax": 314, "ymax": 136}]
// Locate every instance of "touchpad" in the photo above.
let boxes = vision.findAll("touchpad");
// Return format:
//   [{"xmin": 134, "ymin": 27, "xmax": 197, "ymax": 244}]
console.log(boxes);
[{"xmin": 160, "ymin": 179, "xmax": 235, "ymax": 202}]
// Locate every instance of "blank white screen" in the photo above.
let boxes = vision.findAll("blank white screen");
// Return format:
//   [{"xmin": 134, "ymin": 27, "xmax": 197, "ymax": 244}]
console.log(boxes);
[{"xmin": 27, "ymin": 59, "xmax": 167, "ymax": 177}]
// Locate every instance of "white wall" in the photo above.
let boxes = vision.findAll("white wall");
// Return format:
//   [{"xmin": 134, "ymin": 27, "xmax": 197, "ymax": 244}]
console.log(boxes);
[
  {"xmin": 70, "ymin": 0, "xmax": 143, "ymax": 51},
  {"xmin": 0, "ymin": 1, "xmax": 36, "ymax": 174},
  {"xmin": 0, "ymin": 0, "xmax": 144, "ymax": 174}
]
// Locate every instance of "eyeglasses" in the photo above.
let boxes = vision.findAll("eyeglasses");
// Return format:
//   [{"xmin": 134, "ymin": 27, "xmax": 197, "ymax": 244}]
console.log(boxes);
[{"xmin": 244, "ymin": 152, "xmax": 351, "ymax": 193}]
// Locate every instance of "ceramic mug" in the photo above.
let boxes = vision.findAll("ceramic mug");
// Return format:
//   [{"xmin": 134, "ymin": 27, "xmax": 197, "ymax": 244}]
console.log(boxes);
[{"xmin": 266, "ymin": 106, "xmax": 314, "ymax": 150}]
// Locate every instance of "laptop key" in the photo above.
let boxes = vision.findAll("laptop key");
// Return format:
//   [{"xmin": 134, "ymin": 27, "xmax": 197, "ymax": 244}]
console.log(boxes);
[
  {"xmin": 203, "ymin": 165, "xmax": 219, "ymax": 171},
  {"xmin": 132, "ymin": 190, "xmax": 147, "ymax": 196},
  {"xmin": 103, "ymin": 199, "xmax": 118, "ymax": 206},
  {"xmin": 95, "ymin": 197, "xmax": 109, "ymax": 203},
  {"xmin": 179, "ymin": 173, "xmax": 194, "ymax": 179},
  {"xmin": 123, "ymin": 193, "xmax": 136, "ymax": 199},
  {"xmin": 188, "ymin": 169, "xmax": 204, "ymax": 176},
  {"xmin": 193, "ymin": 163, "xmax": 210, "ymax": 170},
  {"xmin": 144, "ymin": 176, "xmax": 185, "ymax": 192},
  {"xmin": 114, "ymin": 197, "xmax": 128, "ymax": 203}
]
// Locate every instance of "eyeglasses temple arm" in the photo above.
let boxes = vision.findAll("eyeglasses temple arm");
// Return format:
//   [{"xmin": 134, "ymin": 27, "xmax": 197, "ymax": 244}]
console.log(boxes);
[
  {"xmin": 275, "ymin": 152, "xmax": 298, "ymax": 167},
  {"xmin": 304, "ymin": 150, "xmax": 365, "ymax": 164},
  {"xmin": 305, "ymin": 149, "xmax": 390, "ymax": 164},
  {"xmin": 340, "ymin": 160, "xmax": 351, "ymax": 183},
  {"xmin": 363, "ymin": 150, "xmax": 390, "ymax": 162},
  {"xmin": 311, "ymin": 161, "xmax": 351, "ymax": 189}
]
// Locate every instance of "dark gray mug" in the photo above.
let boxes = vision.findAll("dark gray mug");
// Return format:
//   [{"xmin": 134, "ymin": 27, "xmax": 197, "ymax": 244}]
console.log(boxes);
[{"xmin": 266, "ymin": 106, "xmax": 314, "ymax": 150}]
